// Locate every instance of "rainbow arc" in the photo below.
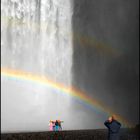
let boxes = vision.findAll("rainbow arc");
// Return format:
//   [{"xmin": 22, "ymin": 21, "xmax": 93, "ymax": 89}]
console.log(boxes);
[{"xmin": 1, "ymin": 67, "xmax": 133, "ymax": 128}]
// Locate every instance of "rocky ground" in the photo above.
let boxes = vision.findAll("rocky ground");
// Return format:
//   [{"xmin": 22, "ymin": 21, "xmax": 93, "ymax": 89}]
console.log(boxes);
[{"xmin": 1, "ymin": 129, "xmax": 139, "ymax": 140}]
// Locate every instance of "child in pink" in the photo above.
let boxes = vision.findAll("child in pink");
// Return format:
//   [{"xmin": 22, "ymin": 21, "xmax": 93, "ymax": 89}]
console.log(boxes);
[{"xmin": 49, "ymin": 120, "xmax": 55, "ymax": 131}]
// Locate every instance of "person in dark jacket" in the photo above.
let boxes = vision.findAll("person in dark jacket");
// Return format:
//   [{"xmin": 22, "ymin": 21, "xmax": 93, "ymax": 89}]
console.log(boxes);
[{"xmin": 104, "ymin": 115, "xmax": 121, "ymax": 140}]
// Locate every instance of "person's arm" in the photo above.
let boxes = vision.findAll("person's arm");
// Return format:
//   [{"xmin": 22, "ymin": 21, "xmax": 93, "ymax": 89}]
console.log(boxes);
[
  {"xmin": 104, "ymin": 120, "xmax": 110, "ymax": 128},
  {"xmin": 104, "ymin": 116, "xmax": 112, "ymax": 128},
  {"xmin": 115, "ymin": 120, "xmax": 121, "ymax": 127}
]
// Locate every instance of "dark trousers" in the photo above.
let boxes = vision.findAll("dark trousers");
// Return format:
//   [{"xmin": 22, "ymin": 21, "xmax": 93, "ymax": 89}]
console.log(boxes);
[{"xmin": 108, "ymin": 133, "xmax": 120, "ymax": 140}]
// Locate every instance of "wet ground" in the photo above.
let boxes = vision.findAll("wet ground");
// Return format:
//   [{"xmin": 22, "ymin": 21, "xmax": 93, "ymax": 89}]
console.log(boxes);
[{"xmin": 1, "ymin": 129, "xmax": 139, "ymax": 140}]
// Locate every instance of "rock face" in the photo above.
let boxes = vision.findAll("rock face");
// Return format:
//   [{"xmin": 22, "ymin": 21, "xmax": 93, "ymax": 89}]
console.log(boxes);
[
  {"xmin": 72, "ymin": 0, "xmax": 139, "ymax": 128},
  {"xmin": 1, "ymin": 129, "xmax": 139, "ymax": 140}
]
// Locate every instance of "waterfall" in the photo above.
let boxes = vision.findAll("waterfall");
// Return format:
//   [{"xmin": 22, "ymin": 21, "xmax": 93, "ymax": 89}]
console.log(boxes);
[
  {"xmin": 1, "ymin": 0, "xmax": 73, "ymax": 132},
  {"xmin": 1, "ymin": 0, "xmax": 73, "ymax": 85}
]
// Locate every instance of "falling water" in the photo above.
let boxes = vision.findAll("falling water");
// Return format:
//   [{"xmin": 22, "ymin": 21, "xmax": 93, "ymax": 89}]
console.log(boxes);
[
  {"xmin": 1, "ymin": 0, "xmax": 73, "ymax": 132},
  {"xmin": 1, "ymin": 0, "xmax": 73, "ymax": 84}
]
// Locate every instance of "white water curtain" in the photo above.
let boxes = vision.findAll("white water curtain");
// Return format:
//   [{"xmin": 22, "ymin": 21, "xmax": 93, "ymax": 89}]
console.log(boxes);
[{"xmin": 1, "ymin": 0, "xmax": 73, "ymax": 132}]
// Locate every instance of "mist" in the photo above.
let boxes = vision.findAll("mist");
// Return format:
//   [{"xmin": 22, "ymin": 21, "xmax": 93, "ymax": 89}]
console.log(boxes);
[
  {"xmin": 1, "ymin": 0, "xmax": 139, "ymax": 132},
  {"xmin": 72, "ymin": 0, "xmax": 139, "ymax": 128}
]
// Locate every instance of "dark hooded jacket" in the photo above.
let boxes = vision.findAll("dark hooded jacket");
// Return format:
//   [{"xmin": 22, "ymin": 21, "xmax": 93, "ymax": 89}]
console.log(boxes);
[{"xmin": 104, "ymin": 120, "xmax": 121, "ymax": 140}]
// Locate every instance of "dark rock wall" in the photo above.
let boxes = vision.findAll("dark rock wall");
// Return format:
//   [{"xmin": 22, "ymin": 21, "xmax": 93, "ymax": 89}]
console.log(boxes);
[{"xmin": 72, "ymin": 0, "xmax": 139, "ymax": 125}]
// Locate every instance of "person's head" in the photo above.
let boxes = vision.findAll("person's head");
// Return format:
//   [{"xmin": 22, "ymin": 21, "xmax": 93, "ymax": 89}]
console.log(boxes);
[
  {"xmin": 108, "ymin": 114, "xmax": 117, "ymax": 122},
  {"xmin": 112, "ymin": 114, "xmax": 117, "ymax": 120},
  {"xmin": 108, "ymin": 116, "xmax": 113, "ymax": 122}
]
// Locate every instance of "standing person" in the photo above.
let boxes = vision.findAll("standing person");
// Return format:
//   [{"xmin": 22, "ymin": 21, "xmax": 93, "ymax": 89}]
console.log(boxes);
[
  {"xmin": 104, "ymin": 115, "xmax": 121, "ymax": 140},
  {"xmin": 52, "ymin": 121, "xmax": 55, "ymax": 131},
  {"xmin": 55, "ymin": 120, "xmax": 59, "ymax": 131},
  {"xmin": 58, "ymin": 120, "xmax": 64, "ymax": 131},
  {"xmin": 49, "ymin": 120, "xmax": 55, "ymax": 131}
]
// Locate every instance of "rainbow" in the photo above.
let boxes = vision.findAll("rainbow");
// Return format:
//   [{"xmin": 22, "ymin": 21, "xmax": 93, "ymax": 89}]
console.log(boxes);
[{"xmin": 1, "ymin": 67, "xmax": 133, "ymax": 128}]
